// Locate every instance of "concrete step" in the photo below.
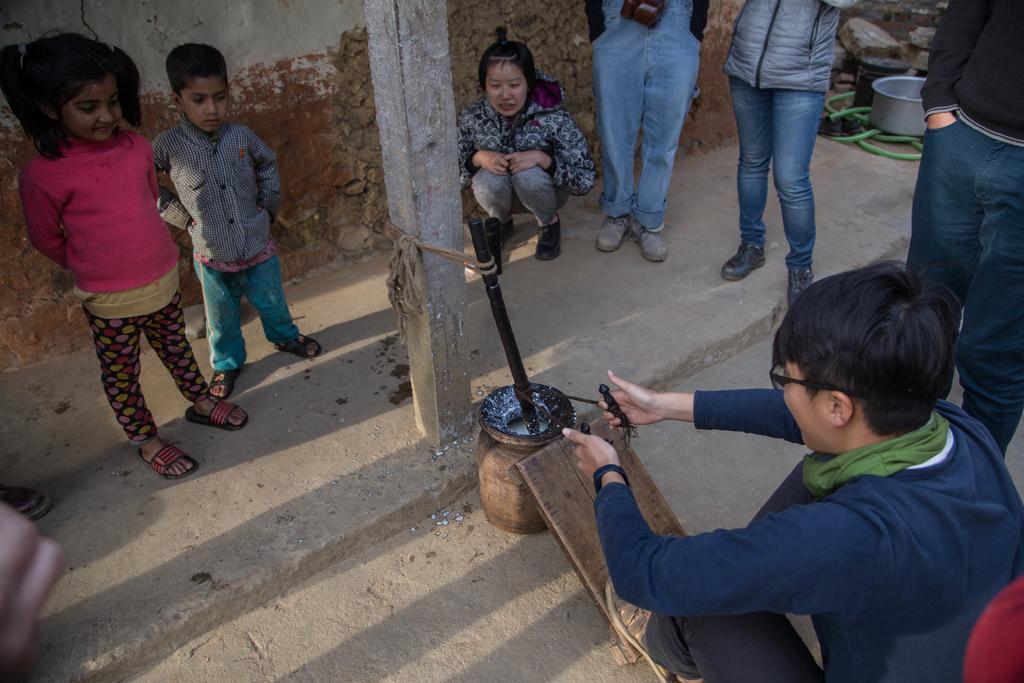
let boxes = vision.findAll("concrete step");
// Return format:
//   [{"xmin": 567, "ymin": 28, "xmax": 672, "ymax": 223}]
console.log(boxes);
[{"xmin": 1, "ymin": 139, "xmax": 919, "ymax": 681}]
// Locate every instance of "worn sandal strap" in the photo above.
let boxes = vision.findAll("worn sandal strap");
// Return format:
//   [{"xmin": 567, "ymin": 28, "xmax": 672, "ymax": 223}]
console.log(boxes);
[
  {"xmin": 152, "ymin": 445, "xmax": 187, "ymax": 469},
  {"xmin": 209, "ymin": 400, "xmax": 236, "ymax": 425}
]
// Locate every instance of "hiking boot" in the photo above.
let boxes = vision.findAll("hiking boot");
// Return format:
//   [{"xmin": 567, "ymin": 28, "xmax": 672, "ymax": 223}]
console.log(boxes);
[
  {"xmin": 535, "ymin": 218, "xmax": 561, "ymax": 261},
  {"xmin": 498, "ymin": 218, "xmax": 514, "ymax": 244},
  {"xmin": 788, "ymin": 266, "xmax": 814, "ymax": 305},
  {"xmin": 633, "ymin": 223, "xmax": 668, "ymax": 262},
  {"xmin": 721, "ymin": 242, "xmax": 766, "ymax": 281},
  {"xmin": 596, "ymin": 214, "xmax": 633, "ymax": 252},
  {"xmin": 0, "ymin": 484, "xmax": 52, "ymax": 520}
]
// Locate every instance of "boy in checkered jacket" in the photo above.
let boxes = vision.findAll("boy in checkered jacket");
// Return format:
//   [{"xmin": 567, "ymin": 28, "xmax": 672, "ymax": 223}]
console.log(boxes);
[{"xmin": 153, "ymin": 43, "xmax": 321, "ymax": 399}]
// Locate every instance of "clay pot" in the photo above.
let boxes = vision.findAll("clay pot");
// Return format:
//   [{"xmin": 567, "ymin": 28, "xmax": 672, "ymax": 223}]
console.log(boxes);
[
  {"xmin": 476, "ymin": 383, "xmax": 576, "ymax": 535},
  {"xmin": 477, "ymin": 429, "xmax": 548, "ymax": 534}
]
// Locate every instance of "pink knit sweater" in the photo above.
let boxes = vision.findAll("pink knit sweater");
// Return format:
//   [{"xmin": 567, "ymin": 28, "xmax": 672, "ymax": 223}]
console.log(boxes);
[{"xmin": 19, "ymin": 130, "xmax": 179, "ymax": 293}]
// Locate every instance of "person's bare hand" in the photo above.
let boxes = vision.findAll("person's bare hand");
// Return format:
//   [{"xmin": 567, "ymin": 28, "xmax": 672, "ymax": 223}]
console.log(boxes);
[
  {"xmin": 473, "ymin": 150, "xmax": 510, "ymax": 175},
  {"xmin": 0, "ymin": 504, "xmax": 64, "ymax": 679},
  {"xmin": 507, "ymin": 150, "xmax": 551, "ymax": 174},
  {"xmin": 600, "ymin": 370, "xmax": 666, "ymax": 427},
  {"xmin": 563, "ymin": 426, "xmax": 620, "ymax": 479},
  {"xmin": 926, "ymin": 112, "xmax": 957, "ymax": 130}
]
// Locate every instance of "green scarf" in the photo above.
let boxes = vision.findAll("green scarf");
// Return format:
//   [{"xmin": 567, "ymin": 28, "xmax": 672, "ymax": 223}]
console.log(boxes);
[{"xmin": 802, "ymin": 412, "xmax": 950, "ymax": 499}]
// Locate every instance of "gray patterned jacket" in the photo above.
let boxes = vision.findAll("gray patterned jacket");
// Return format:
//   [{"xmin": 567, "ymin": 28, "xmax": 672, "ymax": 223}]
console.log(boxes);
[{"xmin": 457, "ymin": 73, "xmax": 596, "ymax": 196}]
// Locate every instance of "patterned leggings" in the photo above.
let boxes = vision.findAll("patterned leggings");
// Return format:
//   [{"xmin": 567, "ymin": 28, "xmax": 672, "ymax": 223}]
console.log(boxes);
[{"xmin": 85, "ymin": 292, "xmax": 208, "ymax": 443}]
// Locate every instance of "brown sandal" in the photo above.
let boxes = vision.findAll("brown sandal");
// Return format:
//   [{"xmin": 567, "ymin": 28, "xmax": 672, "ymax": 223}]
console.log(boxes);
[{"xmin": 139, "ymin": 444, "xmax": 198, "ymax": 480}]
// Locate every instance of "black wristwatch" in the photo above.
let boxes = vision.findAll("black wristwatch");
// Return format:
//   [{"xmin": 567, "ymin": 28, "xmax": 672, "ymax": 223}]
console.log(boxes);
[{"xmin": 593, "ymin": 464, "xmax": 629, "ymax": 494}]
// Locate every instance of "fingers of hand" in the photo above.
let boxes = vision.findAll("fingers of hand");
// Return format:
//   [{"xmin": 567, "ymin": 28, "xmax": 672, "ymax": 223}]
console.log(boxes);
[
  {"xmin": 607, "ymin": 372, "xmax": 634, "ymax": 395},
  {"xmin": 0, "ymin": 518, "xmax": 62, "ymax": 675},
  {"xmin": 562, "ymin": 428, "xmax": 618, "ymax": 468}
]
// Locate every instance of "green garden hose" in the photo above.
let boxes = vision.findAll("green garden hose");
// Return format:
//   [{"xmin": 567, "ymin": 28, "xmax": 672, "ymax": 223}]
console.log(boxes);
[{"xmin": 822, "ymin": 91, "xmax": 923, "ymax": 161}]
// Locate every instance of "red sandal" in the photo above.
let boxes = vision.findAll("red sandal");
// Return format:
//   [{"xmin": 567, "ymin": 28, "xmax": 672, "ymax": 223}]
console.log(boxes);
[
  {"xmin": 185, "ymin": 400, "xmax": 248, "ymax": 431},
  {"xmin": 139, "ymin": 444, "xmax": 198, "ymax": 480}
]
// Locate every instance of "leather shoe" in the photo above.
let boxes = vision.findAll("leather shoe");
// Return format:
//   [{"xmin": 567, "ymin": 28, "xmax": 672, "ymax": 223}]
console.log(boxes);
[
  {"xmin": 788, "ymin": 267, "xmax": 814, "ymax": 305},
  {"xmin": 0, "ymin": 484, "xmax": 53, "ymax": 520},
  {"xmin": 721, "ymin": 242, "xmax": 766, "ymax": 281}
]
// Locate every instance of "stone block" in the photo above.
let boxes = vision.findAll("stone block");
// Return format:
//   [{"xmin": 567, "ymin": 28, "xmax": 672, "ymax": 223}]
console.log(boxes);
[
  {"xmin": 909, "ymin": 26, "xmax": 937, "ymax": 49},
  {"xmin": 901, "ymin": 41, "xmax": 930, "ymax": 72},
  {"xmin": 839, "ymin": 18, "xmax": 902, "ymax": 60},
  {"xmin": 833, "ymin": 40, "xmax": 850, "ymax": 71},
  {"xmin": 339, "ymin": 223, "xmax": 373, "ymax": 252}
]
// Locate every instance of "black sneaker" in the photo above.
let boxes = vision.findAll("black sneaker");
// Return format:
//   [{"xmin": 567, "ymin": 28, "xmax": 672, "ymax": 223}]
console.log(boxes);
[
  {"xmin": 535, "ymin": 219, "xmax": 561, "ymax": 261},
  {"xmin": 788, "ymin": 267, "xmax": 813, "ymax": 305},
  {"xmin": 721, "ymin": 242, "xmax": 766, "ymax": 281}
]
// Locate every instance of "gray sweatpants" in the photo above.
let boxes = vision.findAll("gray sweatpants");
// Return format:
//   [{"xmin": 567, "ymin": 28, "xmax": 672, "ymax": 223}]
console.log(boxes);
[{"xmin": 471, "ymin": 167, "xmax": 567, "ymax": 226}]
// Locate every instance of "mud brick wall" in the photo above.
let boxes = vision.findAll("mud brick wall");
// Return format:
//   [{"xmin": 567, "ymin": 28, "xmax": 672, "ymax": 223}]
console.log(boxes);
[{"xmin": 0, "ymin": 0, "xmax": 743, "ymax": 370}]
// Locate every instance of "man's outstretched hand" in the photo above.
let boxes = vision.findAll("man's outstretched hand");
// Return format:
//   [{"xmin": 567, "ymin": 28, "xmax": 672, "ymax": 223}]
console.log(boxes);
[{"xmin": 600, "ymin": 370, "xmax": 665, "ymax": 427}]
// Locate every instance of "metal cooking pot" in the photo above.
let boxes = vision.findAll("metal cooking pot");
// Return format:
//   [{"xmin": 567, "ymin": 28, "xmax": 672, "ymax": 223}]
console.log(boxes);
[{"xmin": 870, "ymin": 76, "xmax": 927, "ymax": 137}]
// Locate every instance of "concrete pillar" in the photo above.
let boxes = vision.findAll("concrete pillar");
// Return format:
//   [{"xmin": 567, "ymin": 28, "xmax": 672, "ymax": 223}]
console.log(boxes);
[{"xmin": 363, "ymin": 0, "xmax": 473, "ymax": 443}]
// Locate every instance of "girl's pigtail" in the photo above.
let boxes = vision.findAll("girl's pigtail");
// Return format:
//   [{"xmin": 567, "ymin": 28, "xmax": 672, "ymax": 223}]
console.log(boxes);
[
  {"xmin": 0, "ymin": 42, "xmax": 46, "ymax": 147},
  {"xmin": 495, "ymin": 27, "xmax": 508, "ymax": 45}
]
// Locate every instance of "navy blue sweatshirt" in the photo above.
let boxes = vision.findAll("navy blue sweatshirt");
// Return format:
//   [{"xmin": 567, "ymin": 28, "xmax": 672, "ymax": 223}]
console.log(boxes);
[{"xmin": 596, "ymin": 389, "xmax": 1024, "ymax": 683}]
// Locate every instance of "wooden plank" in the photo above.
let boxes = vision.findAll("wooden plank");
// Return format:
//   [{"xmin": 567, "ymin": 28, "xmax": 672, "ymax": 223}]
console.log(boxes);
[
  {"xmin": 516, "ymin": 421, "xmax": 686, "ymax": 655},
  {"xmin": 363, "ymin": 0, "xmax": 472, "ymax": 442}
]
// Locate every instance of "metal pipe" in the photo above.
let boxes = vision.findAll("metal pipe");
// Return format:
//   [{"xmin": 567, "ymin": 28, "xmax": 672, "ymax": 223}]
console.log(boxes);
[{"xmin": 467, "ymin": 217, "xmax": 539, "ymax": 432}]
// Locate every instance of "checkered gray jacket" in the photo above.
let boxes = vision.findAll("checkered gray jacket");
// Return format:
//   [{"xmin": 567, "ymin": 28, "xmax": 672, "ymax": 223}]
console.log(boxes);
[
  {"xmin": 153, "ymin": 118, "xmax": 280, "ymax": 262},
  {"xmin": 457, "ymin": 73, "xmax": 596, "ymax": 196}
]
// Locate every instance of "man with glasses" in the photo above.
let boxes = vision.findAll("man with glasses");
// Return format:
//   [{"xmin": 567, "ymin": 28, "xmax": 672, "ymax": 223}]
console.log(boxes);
[{"xmin": 563, "ymin": 262, "xmax": 1024, "ymax": 682}]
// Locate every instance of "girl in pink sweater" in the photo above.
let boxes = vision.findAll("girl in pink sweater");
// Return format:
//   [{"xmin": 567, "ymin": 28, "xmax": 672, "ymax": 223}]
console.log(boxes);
[{"xmin": 2, "ymin": 34, "xmax": 249, "ymax": 479}]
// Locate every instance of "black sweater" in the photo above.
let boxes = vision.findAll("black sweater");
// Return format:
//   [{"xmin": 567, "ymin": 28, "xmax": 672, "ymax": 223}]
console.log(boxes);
[
  {"xmin": 585, "ymin": 0, "xmax": 710, "ymax": 43},
  {"xmin": 922, "ymin": 0, "xmax": 1024, "ymax": 144}
]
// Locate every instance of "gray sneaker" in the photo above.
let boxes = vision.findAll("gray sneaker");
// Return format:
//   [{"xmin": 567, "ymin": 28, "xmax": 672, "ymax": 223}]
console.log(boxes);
[
  {"xmin": 596, "ymin": 214, "xmax": 633, "ymax": 252},
  {"xmin": 633, "ymin": 223, "xmax": 668, "ymax": 262}
]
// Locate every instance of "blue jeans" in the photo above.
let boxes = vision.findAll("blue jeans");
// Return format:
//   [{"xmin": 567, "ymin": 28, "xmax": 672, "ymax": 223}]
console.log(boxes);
[
  {"xmin": 592, "ymin": 0, "xmax": 700, "ymax": 230},
  {"xmin": 908, "ymin": 119, "xmax": 1024, "ymax": 454},
  {"xmin": 194, "ymin": 254, "xmax": 300, "ymax": 372},
  {"xmin": 730, "ymin": 77, "xmax": 824, "ymax": 269}
]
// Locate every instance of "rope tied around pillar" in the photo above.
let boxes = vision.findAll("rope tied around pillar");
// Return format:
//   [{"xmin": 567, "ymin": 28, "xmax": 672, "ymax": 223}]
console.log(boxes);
[{"xmin": 384, "ymin": 222, "xmax": 498, "ymax": 342}]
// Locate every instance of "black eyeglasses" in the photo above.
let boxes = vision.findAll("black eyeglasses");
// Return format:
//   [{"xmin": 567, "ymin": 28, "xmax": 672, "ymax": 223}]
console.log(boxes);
[{"xmin": 769, "ymin": 362, "xmax": 857, "ymax": 397}]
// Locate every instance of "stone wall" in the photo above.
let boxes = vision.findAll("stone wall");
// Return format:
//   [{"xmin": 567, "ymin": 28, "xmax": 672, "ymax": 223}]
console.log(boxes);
[
  {"xmin": 0, "ymin": 0, "xmax": 743, "ymax": 370},
  {"xmin": 842, "ymin": 0, "xmax": 946, "ymax": 41}
]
